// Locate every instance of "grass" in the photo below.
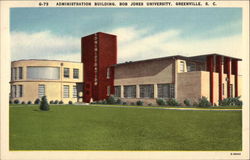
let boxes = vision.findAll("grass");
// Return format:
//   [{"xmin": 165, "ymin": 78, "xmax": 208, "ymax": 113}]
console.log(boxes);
[{"xmin": 9, "ymin": 104, "xmax": 242, "ymax": 151}]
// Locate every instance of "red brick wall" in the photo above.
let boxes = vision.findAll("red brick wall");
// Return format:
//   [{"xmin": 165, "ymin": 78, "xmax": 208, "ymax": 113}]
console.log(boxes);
[{"xmin": 81, "ymin": 32, "xmax": 117, "ymax": 102}]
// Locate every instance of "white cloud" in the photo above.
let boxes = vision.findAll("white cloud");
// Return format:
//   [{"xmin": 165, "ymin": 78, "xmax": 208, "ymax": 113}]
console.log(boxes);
[
  {"xmin": 109, "ymin": 27, "xmax": 242, "ymax": 63},
  {"xmin": 11, "ymin": 31, "xmax": 81, "ymax": 61},
  {"xmin": 11, "ymin": 28, "xmax": 242, "ymax": 65}
]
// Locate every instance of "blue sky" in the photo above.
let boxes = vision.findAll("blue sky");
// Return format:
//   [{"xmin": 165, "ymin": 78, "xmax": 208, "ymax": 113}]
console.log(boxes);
[{"xmin": 11, "ymin": 8, "xmax": 242, "ymax": 62}]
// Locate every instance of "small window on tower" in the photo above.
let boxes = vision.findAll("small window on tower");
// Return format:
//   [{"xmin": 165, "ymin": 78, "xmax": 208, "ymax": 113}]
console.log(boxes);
[
  {"xmin": 107, "ymin": 86, "xmax": 111, "ymax": 96},
  {"xmin": 107, "ymin": 67, "xmax": 110, "ymax": 79}
]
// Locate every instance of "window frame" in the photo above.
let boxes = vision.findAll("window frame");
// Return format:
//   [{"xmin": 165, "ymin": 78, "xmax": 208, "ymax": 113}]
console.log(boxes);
[
  {"xmin": 114, "ymin": 86, "xmax": 121, "ymax": 97},
  {"xmin": 124, "ymin": 85, "xmax": 136, "ymax": 98},
  {"xmin": 38, "ymin": 84, "xmax": 45, "ymax": 98},
  {"xmin": 63, "ymin": 85, "xmax": 70, "ymax": 98},
  {"xmin": 180, "ymin": 61, "xmax": 185, "ymax": 72},
  {"xmin": 73, "ymin": 85, "xmax": 77, "ymax": 98},
  {"xmin": 64, "ymin": 68, "xmax": 70, "ymax": 78},
  {"xmin": 73, "ymin": 68, "xmax": 79, "ymax": 79},
  {"xmin": 139, "ymin": 84, "xmax": 154, "ymax": 98}
]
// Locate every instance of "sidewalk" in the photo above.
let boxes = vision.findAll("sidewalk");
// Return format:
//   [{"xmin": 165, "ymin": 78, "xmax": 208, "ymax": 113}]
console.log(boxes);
[{"xmin": 90, "ymin": 105, "xmax": 242, "ymax": 111}]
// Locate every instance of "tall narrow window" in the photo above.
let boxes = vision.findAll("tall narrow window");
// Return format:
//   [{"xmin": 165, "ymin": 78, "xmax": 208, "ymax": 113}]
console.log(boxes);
[
  {"xmin": 180, "ymin": 61, "xmax": 184, "ymax": 72},
  {"xmin": 12, "ymin": 85, "xmax": 17, "ymax": 98},
  {"xmin": 73, "ymin": 86, "xmax": 77, "ymax": 98},
  {"xmin": 106, "ymin": 67, "xmax": 110, "ymax": 79},
  {"xmin": 222, "ymin": 83, "xmax": 225, "ymax": 95},
  {"xmin": 124, "ymin": 85, "xmax": 136, "ymax": 98},
  {"xmin": 18, "ymin": 67, "xmax": 23, "ymax": 79},
  {"xmin": 11, "ymin": 68, "xmax": 13, "ymax": 80},
  {"xmin": 64, "ymin": 68, "xmax": 70, "ymax": 78},
  {"xmin": 13, "ymin": 68, "xmax": 17, "ymax": 80},
  {"xmin": 107, "ymin": 86, "xmax": 111, "ymax": 96},
  {"xmin": 140, "ymin": 85, "xmax": 154, "ymax": 98},
  {"xmin": 18, "ymin": 85, "xmax": 23, "ymax": 97},
  {"xmin": 38, "ymin": 84, "xmax": 45, "ymax": 98},
  {"xmin": 230, "ymin": 84, "xmax": 233, "ymax": 97},
  {"xmin": 114, "ymin": 86, "xmax": 121, "ymax": 97},
  {"xmin": 73, "ymin": 69, "xmax": 79, "ymax": 79},
  {"xmin": 64, "ymin": 85, "xmax": 69, "ymax": 98}
]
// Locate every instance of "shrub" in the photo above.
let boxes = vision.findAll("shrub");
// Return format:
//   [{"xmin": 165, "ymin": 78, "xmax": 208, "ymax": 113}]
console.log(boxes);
[
  {"xmin": 9, "ymin": 100, "xmax": 13, "ymax": 104},
  {"xmin": 40, "ymin": 96, "xmax": 49, "ymax": 111},
  {"xmin": 27, "ymin": 101, "xmax": 32, "ymax": 104},
  {"xmin": 102, "ymin": 100, "xmax": 107, "ymax": 104},
  {"xmin": 122, "ymin": 102, "xmax": 127, "ymax": 105},
  {"xmin": 184, "ymin": 99, "xmax": 191, "ymax": 106},
  {"xmin": 219, "ymin": 97, "xmax": 242, "ymax": 106},
  {"xmin": 136, "ymin": 100, "xmax": 144, "ymax": 106},
  {"xmin": 106, "ymin": 95, "xmax": 116, "ymax": 104},
  {"xmin": 34, "ymin": 98, "xmax": 40, "ymax": 104},
  {"xmin": 96, "ymin": 100, "xmax": 102, "ymax": 104},
  {"xmin": 166, "ymin": 98, "xmax": 180, "ymax": 106},
  {"xmin": 49, "ymin": 100, "xmax": 54, "ymax": 104},
  {"xmin": 21, "ymin": 101, "xmax": 25, "ymax": 104},
  {"xmin": 68, "ymin": 101, "xmax": 73, "ymax": 104},
  {"xmin": 197, "ymin": 96, "xmax": 211, "ymax": 107},
  {"xmin": 54, "ymin": 100, "xmax": 59, "ymax": 104},
  {"xmin": 193, "ymin": 101, "xmax": 198, "ymax": 107},
  {"xmin": 156, "ymin": 98, "xmax": 166, "ymax": 106},
  {"xmin": 14, "ymin": 99, "xmax": 20, "ymax": 104},
  {"xmin": 59, "ymin": 100, "xmax": 64, "ymax": 104},
  {"xmin": 116, "ymin": 98, "xmax": 122, "ymax": 104},
  {"xmin": 148, "ymin": 103, "xmax": 152, "ymax": 106}
]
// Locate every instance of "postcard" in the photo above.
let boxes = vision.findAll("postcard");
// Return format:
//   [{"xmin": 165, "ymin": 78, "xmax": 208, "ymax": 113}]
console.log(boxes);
[{"xmin": 0, "ymin": 0, "xmax": 249, "ymax": 160}]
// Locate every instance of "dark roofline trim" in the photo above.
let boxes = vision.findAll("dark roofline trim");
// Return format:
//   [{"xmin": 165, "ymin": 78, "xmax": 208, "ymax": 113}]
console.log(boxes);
[
  {"xmin": 11, "ymin": 59, "xmax": 82, "ymax": 64},
  {"xmin": 113, "ymin": 53, "xmax": 242, "ymax": 67}
]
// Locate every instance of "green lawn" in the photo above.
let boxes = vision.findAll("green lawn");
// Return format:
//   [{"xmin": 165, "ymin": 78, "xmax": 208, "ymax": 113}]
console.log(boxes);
[{"xmin": 9, "ymin": 105, "xmax": 242, "ymax": 151}]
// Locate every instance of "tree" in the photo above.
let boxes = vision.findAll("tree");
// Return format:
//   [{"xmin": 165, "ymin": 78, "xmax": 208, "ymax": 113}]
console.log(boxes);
[{"xmin": 40, "ymin": 96, "xmax": 49, "ymax": 111}]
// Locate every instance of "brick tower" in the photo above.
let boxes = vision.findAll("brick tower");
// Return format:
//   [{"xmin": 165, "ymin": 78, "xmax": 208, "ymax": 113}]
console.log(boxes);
[{"xmin": 81, "ymin": 32, "xmax": 117, "ymax": 102}]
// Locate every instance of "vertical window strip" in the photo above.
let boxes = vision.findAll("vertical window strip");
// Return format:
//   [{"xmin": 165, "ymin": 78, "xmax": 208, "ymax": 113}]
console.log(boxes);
[
  {"xmin": 114, "ymin": 86, "xmax": 121, "ymax": 97},
  {"xmin": 63, "ymin": 85, "xmax": 69, "ymax": 98},
  {"xmin": 73, "ymin": 86, "xmax": 77, "ymax": 98},
  {"xmin": 38, "ymin": 84, "xmax": 45, "ymax": 98}
]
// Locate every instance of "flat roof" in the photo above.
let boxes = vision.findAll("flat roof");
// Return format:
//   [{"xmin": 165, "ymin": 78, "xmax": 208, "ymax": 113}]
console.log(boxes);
[
  {"xmin": 114, "ymin": 53, "xmax": 242, "ymax": 67},
  {"xmin": 11, "ymin": 59, "xmax": 82, "ymax": 64}
]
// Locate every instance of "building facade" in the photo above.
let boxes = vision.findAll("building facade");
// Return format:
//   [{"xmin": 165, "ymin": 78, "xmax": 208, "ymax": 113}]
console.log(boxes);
[
  {"xmin": 113, "ymin": 55, "xmax": 242, "ymax": 105},
  {"xmin": 81, "ymin": 32, "xmax": 242, "ymax": 105},
  {"xmin": 10, "ymin": 32, "xmax": 242, "ymax": 105},
  {"xmin": 10, "ymin": 60, "xmax": 83, "ymax": 104}
]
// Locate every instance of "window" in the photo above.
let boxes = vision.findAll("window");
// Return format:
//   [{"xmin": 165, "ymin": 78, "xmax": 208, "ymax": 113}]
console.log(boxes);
[
  {"xmin": 27, "ymin": 67, "xmax": 60, "ymax": 80},
  {"xmin": 180, "ymin": 61, "xmax": 184, "ymax": 72},
  {"xmin": 187, "ymin": 63, "xmax": 196, "ymax": 72},
  {"xmin": 158, "ymin": 84, "xmax": 175, "ymax": 98},
  {"xmin": 18, "ymin": 85, "xmax": 23, "ymax": 97},
  {"xmin": 64, "ymin": 68, "xmax": 70, "ymax": 78},
  {"xmin": 38, "ymin": 84, "xmax": 45, "ymax": 98},
  {"xmin": 13, "ymin": 68, "xmax": 17, "ymax": 80},
  {"xmin": 124, "ymin": 85, "xmax": 136, "ymax": 98},
  {"xmin": 140, "ymin": 85, "xmax": 154, "ymax": 98},
  {"xmin": 18, "ymin": 67, "xmax": 23, "ymax": 79},
  {"xmin": 73, "ymin": 86, "xmax": 77, "ymax": 98},
  {"xmin": 11, "ymin": 68, "xmax": 13, "ymax": 80},
  {"xmin": 107, "ymin": 67, "xmax": 110, "ymax": 79},
  {"xmin": 107, "ymin": 86, "xmax": 111, "ymax": 96},
  {"xmin": 222, "ymin": 83, "xmax": 224, "ymax": 95},
  {"xmin": 73, "ymin": 69, "xmax": 79, "ymax": 79},
  {"xmin": 64, "ymin": 85, "xmax": 69, "ymax": 98},
  {"xmin": 230, "ymin": 84, "xmax": 233, "ymax": 97},
  {"xmin": 114, "ymin": 86, "xmax": 121, "ymax": 97},
  {"xmin": 12, "ymin": 85, "xmax": 16, "ymax": 98}
]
